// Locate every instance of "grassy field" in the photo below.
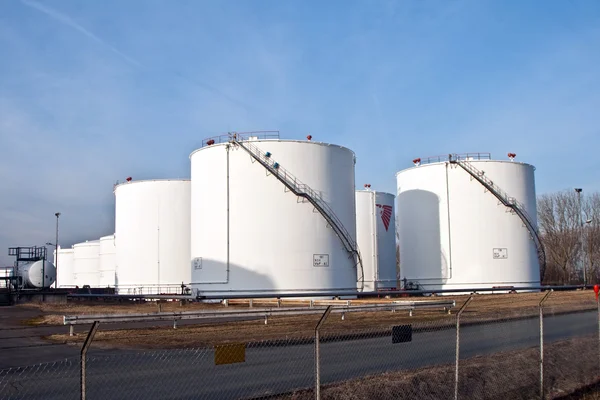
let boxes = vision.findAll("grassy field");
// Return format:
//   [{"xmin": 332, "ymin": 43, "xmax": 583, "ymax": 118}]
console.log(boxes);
[
  {"xmin": 268, "ymin": 335, "xmax": 599, "ymax": 400},
  {"xmin": 26, "ymin": 290, "xmax": 598, "ymax": 349}
]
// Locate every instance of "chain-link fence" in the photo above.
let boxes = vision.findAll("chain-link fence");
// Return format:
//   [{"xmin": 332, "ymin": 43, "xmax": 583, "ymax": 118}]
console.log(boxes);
[{"xmin": 1, "ymin": 291, "xmax": 599, "ymax": 400}]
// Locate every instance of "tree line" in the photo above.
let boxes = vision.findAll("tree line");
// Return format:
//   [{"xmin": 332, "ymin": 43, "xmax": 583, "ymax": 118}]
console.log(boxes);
[{"xmin": 538, "ymin": 190, "xmax": 600, "ymax": 285}]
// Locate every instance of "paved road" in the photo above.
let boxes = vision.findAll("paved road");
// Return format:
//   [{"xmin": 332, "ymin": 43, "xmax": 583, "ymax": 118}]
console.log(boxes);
[{"xmin": 0, "ymin": 311, "xmax": 597, "ymax": 400}]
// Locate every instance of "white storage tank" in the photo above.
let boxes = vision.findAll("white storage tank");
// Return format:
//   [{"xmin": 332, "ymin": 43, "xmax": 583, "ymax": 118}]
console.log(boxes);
[
  {"xmin": 73, "ymin": 241, "xmax": 100, "ymax": 287},
  {"xmin": 396, "ymin": 153, "xmax": 541, "ymax": 292},
  {"xmin": 356, "ymin": 187, "xmax": 397, "ymax": 292},
  {"xmin": 99, "ymin": 235, "xmax": 116, "ymax": 287},
  {"xmin": 54, "ymin": 247, "xmax": 75, "ymax": 288},
  {"xmin": 16, "ymin": 260, "xmax": 56, "ymax": 288},
  {"xmin": 190, "ymin": 132, "xmax": 359, "ymax": 296},
  {"xmin": 114, "ymin": 179, "xmax": 191, "ymax": 294}
]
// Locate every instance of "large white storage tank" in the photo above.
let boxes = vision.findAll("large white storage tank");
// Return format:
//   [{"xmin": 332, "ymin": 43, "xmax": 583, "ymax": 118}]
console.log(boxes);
[
  {"xmin": 396, "ymin": 153, "xmax": 541, "ymax": 292},
  {"xmin": 99, "ymin": 235, "xmax": 116, "ymax": 287},
  {"xmin": 55, "ymin": 247, "xmax": 75, "ymax": 288},
  {"xmin": 190, "ymin": 132, "xmax": 359, "ymax": 296},
  {"xmin": 356, "ymin": 187, "xmax": 397, "ymax": 292},
  {"xmin": 114, "ymin": 179, "xmax": 191, "ymax": 294},
  {"xmin": 73, "ymin": 241, "xmax": 100, "ymax": 287}
]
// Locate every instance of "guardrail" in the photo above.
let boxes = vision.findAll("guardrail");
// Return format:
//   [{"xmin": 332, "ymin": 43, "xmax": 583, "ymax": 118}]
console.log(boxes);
[{"xmin": 62, "ymin": 300, "xmax": 456, "ymax": 334}]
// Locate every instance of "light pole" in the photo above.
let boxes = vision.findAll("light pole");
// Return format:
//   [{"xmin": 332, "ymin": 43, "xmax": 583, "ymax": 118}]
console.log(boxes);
[
  {"xmin": 575, "ymin": 189, "xmax": 584, "ymax": 285},
  {"xmin": 54, "ymin": 212, "xmax": 60, "ymax": 288}
]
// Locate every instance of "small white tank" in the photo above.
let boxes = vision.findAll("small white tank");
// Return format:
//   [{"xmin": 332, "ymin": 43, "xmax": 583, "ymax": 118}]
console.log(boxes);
[
  {"xmin": 73, "ymin": 241, "xmax": 100, "ymax": 287},
  {"xmin": 99, "ymin": 235, "xmax": 116, "ymax": 287},
  {"xmin": 355, "ymin": 188, "xmax": 397, "ymax": 291},
  {"xmin": 114, "ymin": 179, "xmax": 191, "ymax": 294},
  {"xmin": 55, "ymin": 247, "xmax": 75, "ymax": 288},
  {"xmin": 16, "ymin": 260, "xmax": 56, "ymax": 288}
]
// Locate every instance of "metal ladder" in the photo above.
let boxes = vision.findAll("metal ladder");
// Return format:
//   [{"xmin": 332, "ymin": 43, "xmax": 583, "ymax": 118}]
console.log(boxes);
[
  {"xmin": 448, "ymin": 155, "xmax": 546, "ymax": 280},
  {"xmin": 230, "ymin": 137, "xmax": 365, "ymax": 288}
]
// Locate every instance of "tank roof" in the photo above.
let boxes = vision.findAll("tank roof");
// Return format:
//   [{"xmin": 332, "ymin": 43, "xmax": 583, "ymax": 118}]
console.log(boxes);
[
  {"xmin": 356, "ymin": 189, "xmax": 395, "ymax": 197},
  {"xmin": 190, "ymin": 138, "xmax": 355, "ymax": 159},
  {"xmin": 396, "ymin": 153, "xmax": 535, "ymax": 176},
  {"xmin": 113, "ymin": 178, "xmax": 190, "ymax": 192}
]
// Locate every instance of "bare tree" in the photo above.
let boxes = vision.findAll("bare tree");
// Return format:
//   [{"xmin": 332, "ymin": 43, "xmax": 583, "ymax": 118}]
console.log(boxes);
[
  {"xmin": 583, "ymin": 193, "xmax": 600, "ymax": 283},
  {"xmin": 537, "ymin": 190, "xmax": 581, "ymax": 284}
]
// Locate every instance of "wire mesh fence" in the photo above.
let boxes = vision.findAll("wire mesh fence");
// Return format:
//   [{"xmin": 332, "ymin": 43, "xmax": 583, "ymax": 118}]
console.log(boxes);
[{"xmin": 1, "ymin": 291, "xmax": 599, "ymax": 400}]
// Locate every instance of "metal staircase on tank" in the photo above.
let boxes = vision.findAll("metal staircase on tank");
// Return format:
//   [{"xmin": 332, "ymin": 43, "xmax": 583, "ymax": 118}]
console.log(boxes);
[
  {"xmin": 228, "ymin": 133, "xmax": 365, "ymax": 289},
  {"xmin": 448, "ymin": 154, "xmax": 547, "ymax": 280}
]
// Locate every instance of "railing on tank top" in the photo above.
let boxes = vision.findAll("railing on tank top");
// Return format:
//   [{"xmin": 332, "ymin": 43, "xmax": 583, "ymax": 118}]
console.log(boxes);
[
  {"xmin": 201, "ymin": 131, "xmax": 280, "ymax": 147},
  {"xmin": 416, "ymin": 152, "xmax": 491, "ymax": 165},
  {"xmin": 449, "ymin": 155, "xmax": 546, "ymax": 278}
]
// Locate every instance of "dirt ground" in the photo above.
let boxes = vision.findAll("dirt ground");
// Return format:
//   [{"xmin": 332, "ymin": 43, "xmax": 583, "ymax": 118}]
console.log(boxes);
[
  {"xmin": 24, "ymin": 290, "xmax": 598, "ymax": 349},
  {"xmin": 272, "ymin": 335, "xmax": 599, "ymax": 400}
]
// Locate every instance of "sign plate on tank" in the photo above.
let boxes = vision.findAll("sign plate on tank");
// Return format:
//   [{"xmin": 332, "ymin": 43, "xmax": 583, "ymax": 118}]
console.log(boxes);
[
  {"xmin": 493, "ymin": 248, "xmax": 508, "ymax": 259},
  {"xmin": 192, "ymin": 257, "xmax": 202, "ymax": 269},
  {"xmin": 313, "ymin": 254, "xmax": 330, "ymax": 267}
]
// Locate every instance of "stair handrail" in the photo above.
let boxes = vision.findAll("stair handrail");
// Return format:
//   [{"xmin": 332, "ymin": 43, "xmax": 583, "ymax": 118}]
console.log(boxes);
[
  {"xmin": 449, "ymin": 155, "xmax": 546, "ymax": 280},
  {"xmin": 229, "ymin": 136, "xmax": 364, "ymax": 288}
]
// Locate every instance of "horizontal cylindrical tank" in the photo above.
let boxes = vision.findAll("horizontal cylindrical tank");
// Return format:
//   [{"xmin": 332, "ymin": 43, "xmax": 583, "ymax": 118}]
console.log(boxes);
[
  {"xmin": 73, "ymin": 241, "xmax": 100, "ymax": 287},
  {"xmin": 190, "ymin": 137, "xmax": 358, "ymax": 296},
  {"xmin": 114, "ymin": 180, "xmax": 191, "ymax": 294},
  {"xmin": 99, "ymin": 235, "xmax": 116, "ymax": 287},
  {"xmin": 396, "ymin": 154, "xmax": 540, "ymax": 292},
  {"xmin": 55, "ymin": 247, "xmax": 75, "ymax": 288},
  {"xmin": 16, "ymin": 260, "xmax": 56, "ymax": 288},
  {"xmin": 356, "ymin": 189, "xmax": 397, "ymax": 292}
]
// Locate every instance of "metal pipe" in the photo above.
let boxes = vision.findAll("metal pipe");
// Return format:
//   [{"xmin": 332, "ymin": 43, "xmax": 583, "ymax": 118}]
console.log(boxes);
[
  {"xmin": 371, "ymin": 190, "xmax": 379, "ymax": 290},
  {"xmin": 455, "ymin": 296, "xmax": 473, "ymax": 400},
  {"xmin": 445, "ymin": 162, "xmax": 453, "ymax": 279},
  {"xmin": 539, "ymin": 289, "xmax": 553, "ymax": 399},
  {"xmin": 315, "ymin": 306, "xmax": 332, "ymax": 400},
  {"xmin": 81, "ymin": 321, "xmax": 99, "ymax": 400}
]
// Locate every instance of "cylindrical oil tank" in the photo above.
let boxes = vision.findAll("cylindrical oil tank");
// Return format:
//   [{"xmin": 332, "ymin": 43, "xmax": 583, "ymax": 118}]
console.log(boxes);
[
  {"xmin": 355, "ymin": 189, "xmax": 397, "ymax": 292},
  {"xmin": 190, "ymin": 136, "xmax": 358, "ymax": 296},
  {"xmin": 114, "ymin": 180, "xmax": 191, "ymax": 294},
  {"xmin": 55, "ymin": 247, "xmax": 75, "ymax": 288},
  {"xmin": 396, "ymin": 154, "xmax": 540, "ymax": 292},
  {"xmin": 73, "ymin": 241, "xmax": 100, "ymax": 287},
  {"xmin": 99, "ymin": 235, "xmax": 116, "ymax": 287},
  {"xmin": 16, "ymin": 260, "xmax": 56, "ymax": 288}
]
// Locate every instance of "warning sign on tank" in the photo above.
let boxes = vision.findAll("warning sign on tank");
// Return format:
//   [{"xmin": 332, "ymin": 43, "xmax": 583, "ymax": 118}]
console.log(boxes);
[
  {"xmin": 493, "ymin": 248, "xmax": 508, "ymax": 259},
  {"xmin": 192, "ymin": 257, "xmax": 202, "ymax": 269},
  {"xmin": 313, "ymin": 254, "xmax": 330, "ymax": 267}
]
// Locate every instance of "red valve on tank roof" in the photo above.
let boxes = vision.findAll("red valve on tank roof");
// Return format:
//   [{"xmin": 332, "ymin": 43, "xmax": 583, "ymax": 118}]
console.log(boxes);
[
  {"xmin": 126, "ymin": 177, "xmax": 132, "ymax": 182},
  {"xmin": 307, "ymin": 135, "xmax": 312, "ymax": 141}
]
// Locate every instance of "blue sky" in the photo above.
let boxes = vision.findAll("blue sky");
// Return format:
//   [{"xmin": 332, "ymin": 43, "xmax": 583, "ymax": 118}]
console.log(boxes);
[{"xmin": 1, "ymin": 0, "xmax": 599, "ymax": 266}]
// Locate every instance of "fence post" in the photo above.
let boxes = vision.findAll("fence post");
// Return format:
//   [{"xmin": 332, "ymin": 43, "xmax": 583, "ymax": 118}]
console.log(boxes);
[
  {"xmin": 539, "ymin": 290, "xmax": 553, "ymax": 400},
  {"xmin": 454, "ymin": 296, "xmax": 473, "ymax": 400},
  {"xmin": 81, "ymin": 321, "xmax": 99, "ymax": 400},
  {"xmin": 315, "ymin": 306, "xmax": 332, "ymax": 400}
]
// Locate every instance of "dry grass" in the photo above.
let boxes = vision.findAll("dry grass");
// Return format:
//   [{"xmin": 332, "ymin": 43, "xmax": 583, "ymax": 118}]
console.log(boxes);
[
  {"xmin": 272, "ymin": 336, "xmax": 599, "ymax": 400},
  {"xmin": 33, "ymin": 291, "xmax": 599, "ymax": 349}
]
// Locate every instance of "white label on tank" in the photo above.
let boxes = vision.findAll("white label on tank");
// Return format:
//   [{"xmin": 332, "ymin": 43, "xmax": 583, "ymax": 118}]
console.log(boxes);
[
  {"xmin": 493, "ymin": 248, "xmax": 508, "ymax": 259},
  {"xmin": 192, "ymin": 257, "xmax": 202, "ymax": 270},
  {"xmin": 313, "ymin": 254, "xmax": 330, "ymax": 267}
]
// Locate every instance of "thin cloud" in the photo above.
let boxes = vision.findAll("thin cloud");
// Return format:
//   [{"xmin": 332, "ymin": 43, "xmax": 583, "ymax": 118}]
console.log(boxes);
[
  {"xmin": 20, "ymin": 0, "xmax": 142, "ymax": 68},
  {"xmin": 19, "ymin": 0, "xmax": 255, "ymax": 112}
]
